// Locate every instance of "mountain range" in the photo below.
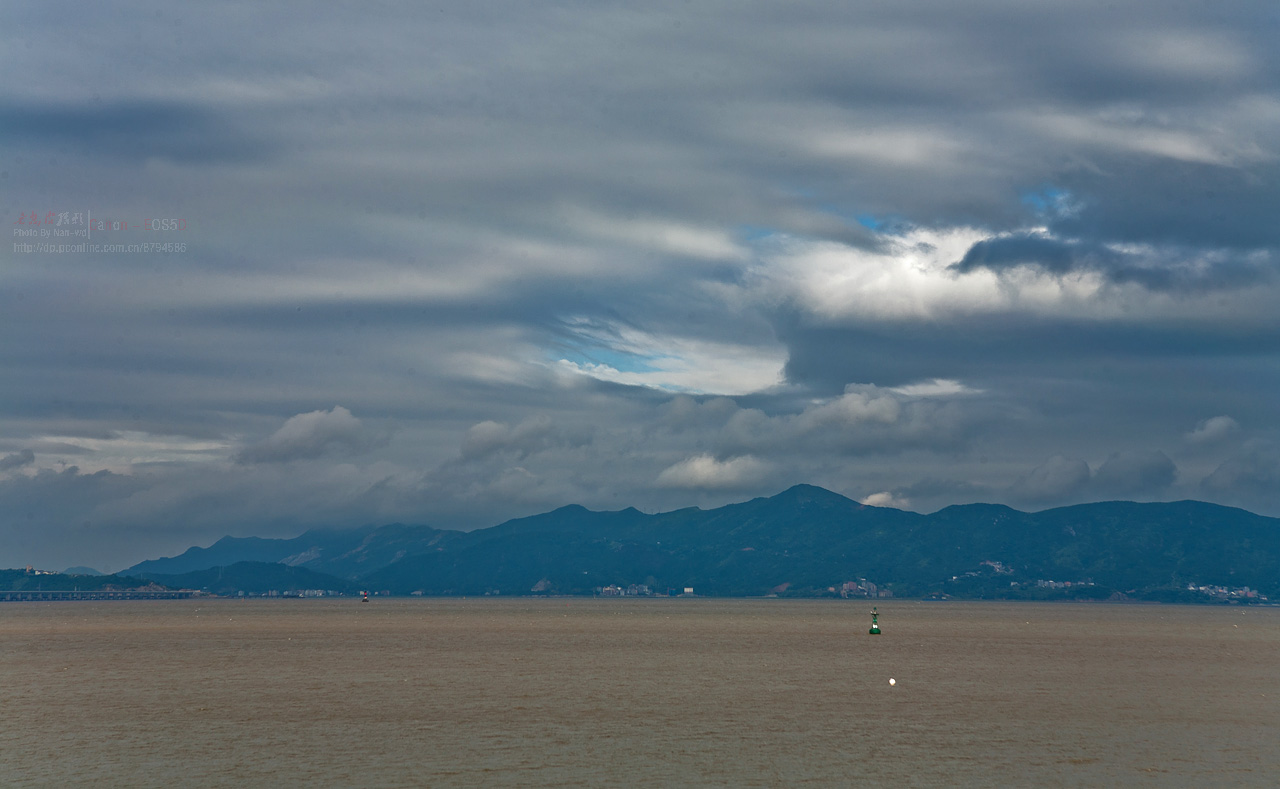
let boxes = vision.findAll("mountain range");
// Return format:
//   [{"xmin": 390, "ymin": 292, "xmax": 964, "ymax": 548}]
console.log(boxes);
[{"xmin": 120, "ymin": 485, "xmax": 1280, "ymax": 601}]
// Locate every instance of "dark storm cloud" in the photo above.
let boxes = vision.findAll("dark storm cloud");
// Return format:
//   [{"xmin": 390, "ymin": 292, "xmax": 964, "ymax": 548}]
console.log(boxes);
[
  {"xmin": 1091, "ymin": 451, "xmax": 1177, "ymax": 498},
  {"xmin": 777, "ymin": 315, "xmax": 1280, "ymax": 398},
  {"xmin": 1009, "ymin": 456, "xmax": 1093, "ymax": 505},
  {"xmin": 0, "ymin": 450, "xmax": 36, "ymax": 471},
  {"xmin": 2, "ymin": 0, "xmax": 1279, "ymax": 567},
  {"xmin": 952, "ymin": 233, "xmax": 1104, "ymax": 277},
  {"xmin": 0, "ymin": 101, "xmax": 278, "ymax": 164},
  {"xmin": 951, "ymin": 232, "xmax": 1274, "ymax": 292},
  {"xmin": 1006, "ymin": 450, "xmax": 1177, "ymax": 507},
  {"xmin": 1052, "ymin": 161, "xmax": 1280, "ymax": 251},
  {"xmin": 459, "ymin": 416, "xmax": 594, "ymax": 462},
  {"xmin": 1203, "ymin": 442, "xmax": 1280, "ymax": 500}
]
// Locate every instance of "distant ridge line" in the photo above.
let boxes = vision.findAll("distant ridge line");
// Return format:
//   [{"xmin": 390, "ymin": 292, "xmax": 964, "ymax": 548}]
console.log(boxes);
[{"xmin": 114, "ymin": 485, "xmax": 1280, "ymax": 602}]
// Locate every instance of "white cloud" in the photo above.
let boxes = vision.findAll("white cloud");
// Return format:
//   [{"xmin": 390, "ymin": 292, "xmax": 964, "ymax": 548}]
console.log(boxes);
[
  {"xmin": 890, "ymin": 379, "xmax": 981, "ymax": 397},
  {"xmin": 749, "ymin": 224, "xmax": 1280, "ymax": 328},
  {"xmin": 23, "ymin": 432, "xmax": 230, "ymax": 473},
  {"xmin": 657, "ymin": 454, "xmax": 769, "ymax": 490},
  {"xmin": 806, "ymin": 127, "xmax": 967, "ymax": 169},
  {"xmin": 750, "ymin": 226, "xmax": 1116, "ymax": 323},
  {"xmin": 1118, "ymin": 30, "xmax": 1255, "ymax": 81},
  {"xmin": 860, "ymin": 491, "xmax": 912, "ymax": 510},
  {"xmin": 704, "ymin": 383, "xmax": 978, "ymax": 460},
  {"xmin": 459, "ymin": 416, "xmax": 592, "ymax": 461},
  {"xmin": 1019, "ymin": 105, "xmax": 1271, "ymax": 168},
  {"xmin": 238, "ymin": 406, "xmax": 375, "ymax": 464},
  {"xmin": 1186, "ymin": 415, "xmax": 1241, "ymax": 444},
  {"xmin": 793, "ymin": 388, "xmax": 902, "ymax": 430},
  {"xmin": 563, "ymin": 207, "xmax": 749, "ymax": 262},
  {"xmin": 553, "ymin": 321, "xmax": 785, "ymax": 395}
]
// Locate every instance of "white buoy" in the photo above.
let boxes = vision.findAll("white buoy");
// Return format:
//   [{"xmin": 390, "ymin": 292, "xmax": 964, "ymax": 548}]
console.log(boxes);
[{"xmin": 889, "ymin": 678, "xmax": 896, "ymax": 686}]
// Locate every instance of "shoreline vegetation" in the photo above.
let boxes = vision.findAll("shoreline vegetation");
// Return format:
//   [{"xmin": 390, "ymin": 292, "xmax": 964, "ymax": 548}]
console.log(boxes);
[{"xmin": 1, "ymin": 565, "xmax": 1271, "ymax": 606}]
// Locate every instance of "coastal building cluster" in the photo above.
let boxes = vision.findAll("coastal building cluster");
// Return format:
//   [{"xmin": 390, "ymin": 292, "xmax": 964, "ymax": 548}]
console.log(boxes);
[
  {"xmin": 1003, "ymin": 579, "xmax": 1095, "ymax": 590},
  {"xmin": 235, "ymin": 589, "xmax": 350, "ymax": 598},
  {"xmin": 1030, "ymin": 579, "xmax": 1096, "ymax": 590},
  {"xmin": 597, "ymin": 584, "xmax": 654, "ymax": 596},
  {"xmin": 1187, "ymin": 584, "xmax": 1267, "ymax": 602},
  {"xmin": 950, "ymin": 561, "xmax": 1015, "ymax": 582},
  {"xmin": 838, "ymin": 579, "xmax": 892, "ymax": 598}
]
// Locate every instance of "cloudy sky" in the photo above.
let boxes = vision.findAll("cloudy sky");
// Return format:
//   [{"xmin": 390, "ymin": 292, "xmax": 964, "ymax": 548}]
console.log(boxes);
[{"xmin": 3, "ymin": 1, "xmax": 1279, "ymax": 571}]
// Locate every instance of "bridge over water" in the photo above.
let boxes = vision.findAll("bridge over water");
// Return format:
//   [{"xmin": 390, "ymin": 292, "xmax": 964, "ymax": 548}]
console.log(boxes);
[{"xmin": 0, "ymin": 590, "xmax": 195, "ymax": 602}]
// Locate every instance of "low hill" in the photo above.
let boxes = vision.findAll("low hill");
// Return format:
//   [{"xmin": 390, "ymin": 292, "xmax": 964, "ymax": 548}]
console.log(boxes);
[
  {"xmin": 126, "ymin": 522, "xmax": 454, "ymax": 579},
  {"xmin": 0, "ymin": 569, "xmax": 164, "ymax": 592},
  {"xmin": 63, "ymin": 566, "xmax": 104, "ymax": 576},
  {"xmin": 140, "ymin": 561, "xmax": 359, "ymax": 596}
]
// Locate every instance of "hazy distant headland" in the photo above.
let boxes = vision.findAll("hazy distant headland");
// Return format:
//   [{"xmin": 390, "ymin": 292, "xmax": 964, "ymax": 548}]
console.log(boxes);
[{"xmin": 10, "ymin": 485, "xmax": 1264, "ymax": 603}]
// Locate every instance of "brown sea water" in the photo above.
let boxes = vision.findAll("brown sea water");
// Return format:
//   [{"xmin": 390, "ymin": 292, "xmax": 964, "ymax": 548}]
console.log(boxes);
[{"xmin": 2, "ymin": 599, "xmax": 1277, "ymax": 787}]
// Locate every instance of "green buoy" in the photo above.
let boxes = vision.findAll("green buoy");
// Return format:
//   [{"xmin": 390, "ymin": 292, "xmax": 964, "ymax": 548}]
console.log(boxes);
[{"xmin": 869, "ymin": 606, "xmax": 881, "ymax": 635}]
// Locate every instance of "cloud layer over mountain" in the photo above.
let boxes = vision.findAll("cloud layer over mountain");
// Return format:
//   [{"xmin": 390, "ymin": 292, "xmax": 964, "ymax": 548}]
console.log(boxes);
[{"xmin": 2, "ymin": 1, "xmax": 1278, "ymax": 569}]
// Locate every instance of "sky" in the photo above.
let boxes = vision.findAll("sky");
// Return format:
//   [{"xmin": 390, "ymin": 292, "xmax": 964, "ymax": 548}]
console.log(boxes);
[{"xmin": 3, "ymin": 1, "xmax": 1279, "ymax": 571}]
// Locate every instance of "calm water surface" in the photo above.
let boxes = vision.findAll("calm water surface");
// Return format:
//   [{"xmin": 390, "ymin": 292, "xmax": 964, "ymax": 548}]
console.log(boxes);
[{"xmin": 2, "ymin": 599, "xmax": 1277, "ymax": 787}]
